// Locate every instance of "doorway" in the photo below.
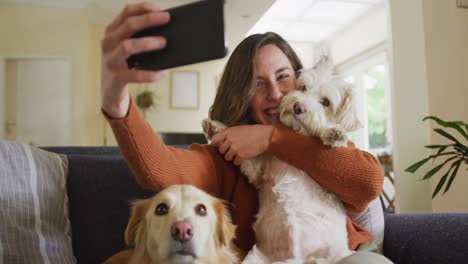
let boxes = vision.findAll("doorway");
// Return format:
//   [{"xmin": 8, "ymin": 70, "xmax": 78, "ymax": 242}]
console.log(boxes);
[{"xmin": 1, "ymin": 58, "xmax": 72, "ymax": 146}]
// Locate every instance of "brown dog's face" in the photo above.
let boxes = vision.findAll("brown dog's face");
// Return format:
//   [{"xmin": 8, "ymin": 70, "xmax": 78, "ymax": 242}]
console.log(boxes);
[{"xmin": 126, "ymin": 184, "xmax": 236, "ymax": 264}]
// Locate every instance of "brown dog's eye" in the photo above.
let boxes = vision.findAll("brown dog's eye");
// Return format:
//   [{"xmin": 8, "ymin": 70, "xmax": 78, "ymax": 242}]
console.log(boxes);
[
  {"xmin": 321, "ymin": 98, "xmax": 330, "ymax": 107},
  {"xmin": 195, "ymin": 204, "xmax": 207, "ymax": 216},
  {"xmin": 155, "ymin": 203, "xmax": 169, "ymax": 216}
]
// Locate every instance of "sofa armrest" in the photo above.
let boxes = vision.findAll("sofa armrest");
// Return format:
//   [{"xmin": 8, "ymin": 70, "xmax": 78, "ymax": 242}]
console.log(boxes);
[{"xmin": 383, "ymin": 213, "xmax": 468, "ymax": 264}]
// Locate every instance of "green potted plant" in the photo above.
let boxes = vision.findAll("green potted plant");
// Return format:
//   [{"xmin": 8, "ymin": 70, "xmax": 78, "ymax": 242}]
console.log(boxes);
[
  {"xmin": 405, "ymin": 116, "xmax": 467, "ymax": 198},
  {"xmin": 135, "ymin": 89, "xmax": 157, "ymax": 119}
]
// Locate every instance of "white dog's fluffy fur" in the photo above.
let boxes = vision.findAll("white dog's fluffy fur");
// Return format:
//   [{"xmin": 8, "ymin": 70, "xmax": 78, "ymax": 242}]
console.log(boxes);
[
  {"xmin": 202, "ymin": 58, "xmax": 361, "ymax": 264},
  {"xmin": 124, "ymin": 184, "xmax": 239, "ymax": 264}
]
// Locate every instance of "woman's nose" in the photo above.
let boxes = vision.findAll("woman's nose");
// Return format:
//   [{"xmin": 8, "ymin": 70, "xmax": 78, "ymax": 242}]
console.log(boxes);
[{"xmin": 267, "ymin": 82, "xmax": 283, "ymax": 101}]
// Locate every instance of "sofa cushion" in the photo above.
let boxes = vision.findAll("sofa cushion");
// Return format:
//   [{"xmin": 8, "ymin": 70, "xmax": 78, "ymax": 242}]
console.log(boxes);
[
  {"xmin": 66, "ymin": 154, "xmax": 155, "ymax": 264},
  {"xmin": 0, "ymin": 141, "xmax": 76, "ymax": 263}
]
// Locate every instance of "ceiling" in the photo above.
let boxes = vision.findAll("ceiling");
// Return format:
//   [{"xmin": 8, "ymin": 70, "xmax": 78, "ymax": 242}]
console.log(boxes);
[
  {"xmin": 249, "ymin": 0, "xmax": 385, "ymax": 43},
  {"xmin": 2, "ymin": 0, "xmax": 384, "ymax": 46},
  {"xmin": 1, "ymin": 0, "xmax": 274, "ymax": 49}
]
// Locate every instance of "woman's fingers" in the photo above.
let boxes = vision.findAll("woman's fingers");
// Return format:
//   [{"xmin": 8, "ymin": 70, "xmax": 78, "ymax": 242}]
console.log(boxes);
[
  {"xmin": 218, "ymin": 139, "xmax": 231, "ymax": 155},
  {"xmin": 104, "ymin": 11, "xmax": 170, "ymax": 52},
  {"xmin": 224, "ymin": 148, "xmax": 236, "ymax": 161},
  {"xmin": 106, "ymin": 2, "xmax": 161, "ymax": 33},
  {"xmin": 106, "ymin": 36, "xmax": 167, "ymax": 70},
  {"xmin": 211, "ymin": 132, "xmax": 225, "ymax": 147},
  {"xmin": 233, "ymin": 156, "xmax": 242, "ymax": 166}
]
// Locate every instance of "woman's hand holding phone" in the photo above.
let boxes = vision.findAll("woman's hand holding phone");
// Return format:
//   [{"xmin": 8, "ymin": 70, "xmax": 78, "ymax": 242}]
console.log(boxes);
[{"xmin": 101, "ymin": 2, "xmax": 170, "ymax": 119}]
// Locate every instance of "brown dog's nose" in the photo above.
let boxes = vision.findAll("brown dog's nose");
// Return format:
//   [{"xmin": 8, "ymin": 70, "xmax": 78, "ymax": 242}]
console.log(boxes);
[
  {"xmin": 171, "ymin": 220, "xmax": 193, "ymax": 243},
  {"xmin": 293, "ymin": 102, "xmax": 306, "ymax": 115}
]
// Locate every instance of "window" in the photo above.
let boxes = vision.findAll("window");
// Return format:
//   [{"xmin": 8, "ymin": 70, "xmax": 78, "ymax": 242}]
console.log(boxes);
[
  {"xmin": 339, "ymin": 52, "xmax": 392, "ymax": 155},
  {"xmin": 339, "ymin": 52, "xmax": 395, "ymax": 212}
]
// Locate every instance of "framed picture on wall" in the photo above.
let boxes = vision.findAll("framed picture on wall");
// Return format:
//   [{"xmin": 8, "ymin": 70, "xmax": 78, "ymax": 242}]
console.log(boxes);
[{"xmin": 170, "ymin": 71, "xmax": 199, "ymax": 109}]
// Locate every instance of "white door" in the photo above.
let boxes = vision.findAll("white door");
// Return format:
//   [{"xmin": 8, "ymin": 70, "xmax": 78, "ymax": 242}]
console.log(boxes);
[{"xmin": 4, "ymin": 58, "xmax": 71, "ymax": 146}]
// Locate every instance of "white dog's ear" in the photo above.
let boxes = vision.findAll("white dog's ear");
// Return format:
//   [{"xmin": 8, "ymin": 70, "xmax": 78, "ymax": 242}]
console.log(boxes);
[
  {"xmin": 312, "ymin": 55, "xmax": 333, "ymax": 72},
  {"xmin": 125, "ymin": 198, "xmax": 152, "ymax": 247},
  {"xmin": 213, "ymin": 199, "xmax": 236, "ymax": 247},
  {"xmin": 336, "ymin": 86, "xmax": 362, "ymax": 131}
]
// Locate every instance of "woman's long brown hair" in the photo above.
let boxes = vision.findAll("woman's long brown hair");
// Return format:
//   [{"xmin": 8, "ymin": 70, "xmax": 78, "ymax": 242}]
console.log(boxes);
[{"xmin": 209, "ymin": 32, "xmax": 303, "ymax": 126}]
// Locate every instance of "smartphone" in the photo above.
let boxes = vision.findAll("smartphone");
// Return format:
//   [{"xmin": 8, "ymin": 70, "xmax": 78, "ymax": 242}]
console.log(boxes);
[{"xmin": 126, "ymin": 0, "xmax": 227, "ymax": 71}]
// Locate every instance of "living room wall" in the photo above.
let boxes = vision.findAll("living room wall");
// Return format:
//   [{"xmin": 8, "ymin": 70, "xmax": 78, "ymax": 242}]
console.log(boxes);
[
  {"xmin": 422, "ymin": 0, "xmax": 468, "ymax": 213},
  {"xmin": 0, "ymin": 2, "xmax": 98, "ymax": 146},
  {"xmin": 389, "ymin": 0, "xmax": 468, "ymax": 213},
  {"xmin": 0, "ymin": 2, "xmax": 229, "ymax": 146}
]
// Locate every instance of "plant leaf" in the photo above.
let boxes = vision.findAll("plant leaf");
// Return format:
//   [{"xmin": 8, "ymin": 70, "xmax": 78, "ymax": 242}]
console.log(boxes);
[
  {"xmin": 443, "ymin": 159, "xmax": 463, "ymax": 194},
  {"xmin": 422, "ymin": 156, "xmax": 459, "ymax": 180},
  {"xmin": 424, "ymin": 116, "xmax": 468, "ymax": 141},
  {"xmin": 424, "ymin": 145, "xmax": 449, "ymax": 149},
  {"xmin": 436, "ymin": 146, "xmax": 449, "ymax": 155},
  {"xmin": 405, "ymin": 152, "xmax": 458, "ymax": 173},
  {"xmin": 433, "ymin": 129, "xmax": 462, "ymax": 145},
  {"xmin": 405, "ymin": 157, "xmax": 432, "ymax": 173},
  {"xmin": 432, "ymin": 167, "xmax": 451, "ymax": 198}
]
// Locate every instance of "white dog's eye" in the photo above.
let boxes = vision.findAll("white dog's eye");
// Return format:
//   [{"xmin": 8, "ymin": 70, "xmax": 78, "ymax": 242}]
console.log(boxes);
[
  {"xmin": 155, "ymin": 203, "xmax": 169, "ymax": 216},
  {"xmin": 298, "ymin": 85, "xmax": 306, "ymax": 91},
  {"xmin": 195, "ymin": 204, "xmax": 207, "ymax": 216},
  {"xmin": 320, "ymin": 98, "xmax": 330, "ymax": 107}
]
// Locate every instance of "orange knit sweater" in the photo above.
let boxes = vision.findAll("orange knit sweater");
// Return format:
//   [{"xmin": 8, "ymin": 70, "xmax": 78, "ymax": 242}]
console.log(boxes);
[{"xmin": 106, "ymin": 100, "xmax": 384, "ymax": 253}]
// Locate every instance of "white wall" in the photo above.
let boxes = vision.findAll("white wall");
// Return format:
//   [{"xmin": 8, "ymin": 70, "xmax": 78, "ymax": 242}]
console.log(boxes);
[
  {"xmin": 388, "ymin": 0, "xmax": 434, "ymax": 213},
  {"xmin": 330, "ymin": 5, "xmax": 388, "ymax": 65},
  {"xmin": 422, "ymin": 0, "xmax": 468, "ymax": 212},
  {"xmin": 289, "ymin": 41, "xmax": 315, "ymax": 68}
]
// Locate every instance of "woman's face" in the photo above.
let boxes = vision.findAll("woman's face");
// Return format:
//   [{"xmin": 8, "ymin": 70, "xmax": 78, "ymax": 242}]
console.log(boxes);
[{"xmin": 251, "ymin": 44, "xmax": 297, "ymax": 125}]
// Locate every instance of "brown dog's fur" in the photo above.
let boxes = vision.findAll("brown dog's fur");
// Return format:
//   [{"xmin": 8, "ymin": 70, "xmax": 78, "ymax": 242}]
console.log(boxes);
[{"xmin": 104, "ymin": 185, "xmax": 239, "ymax": 264}]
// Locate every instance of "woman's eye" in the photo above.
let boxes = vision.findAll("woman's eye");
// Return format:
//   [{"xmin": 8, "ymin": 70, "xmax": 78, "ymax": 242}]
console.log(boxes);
[
  {"xmin": 195, "ymin": 204, "xmax": 207, "ymax": 216},
  {"xmin": 155, "ymin": 203, "xmax": 169, "ymax": 216},
  {"xmin": 257, "ymin": 81, "xmax": 266, "ymax": 88},
  {"xmin": 321, "ymin": 98, "xmax": 330, "ymax": 107},
  {"xmin": 278, "ymin": 74, "xmax": 289, "ymax": 80}
]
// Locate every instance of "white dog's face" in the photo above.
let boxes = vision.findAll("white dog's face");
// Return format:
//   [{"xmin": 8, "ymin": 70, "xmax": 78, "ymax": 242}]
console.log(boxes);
[
  {"xmin": 279, "ymin": 59, "xmax": 361, "ymax": 137},
  {"xmin": 125, "ymin": 184, "xmax": 237, "ymax": 264}
]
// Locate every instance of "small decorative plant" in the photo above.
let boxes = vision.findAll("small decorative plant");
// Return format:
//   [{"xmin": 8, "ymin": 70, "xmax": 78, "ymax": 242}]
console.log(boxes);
[
  {"xmin": 135, "ymin": 90, "xmax": 156, "ymax": 118},
  {"xmin": 405, "ymin": 116, "xmax": 467, "ymax": 198}
]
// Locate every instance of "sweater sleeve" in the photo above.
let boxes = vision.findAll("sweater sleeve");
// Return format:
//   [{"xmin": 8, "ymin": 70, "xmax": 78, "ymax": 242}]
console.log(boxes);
[
  {"xmin": 267, "ymin": 125, "xmax": 384, "ymax": 213},
  {"xmin": 103, "ymin": 99, "xmax": 222, "ymax": 196}
]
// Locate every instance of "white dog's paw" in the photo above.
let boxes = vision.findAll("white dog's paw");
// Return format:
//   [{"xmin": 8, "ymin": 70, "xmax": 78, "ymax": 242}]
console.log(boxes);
[
  {"xmin": 320, "ymin": 127, "xmax": 347, "ymax": 148},
  {"xmin": 201, "ymin": 118, "xmax": 227, "ymax": 142}
]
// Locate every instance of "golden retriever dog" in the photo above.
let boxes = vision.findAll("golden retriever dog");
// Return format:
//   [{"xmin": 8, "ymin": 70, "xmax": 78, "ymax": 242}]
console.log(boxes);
[{"xmin": 104, "ymin": 184, "xmax": 239, "ymax": 264}]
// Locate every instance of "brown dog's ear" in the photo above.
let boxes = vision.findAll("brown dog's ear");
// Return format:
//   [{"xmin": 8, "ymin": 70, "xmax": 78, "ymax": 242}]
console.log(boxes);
[
  {"xmin": 336, "ymin": 86, "xmax": 362, "ymax": 132},
  {"xmin": 213, "ymin": 199, "xmax": 236, "ymax": 247},
  {"xmin": 125, "ymin": 198, "xmax": 152, "ymax": 246}
]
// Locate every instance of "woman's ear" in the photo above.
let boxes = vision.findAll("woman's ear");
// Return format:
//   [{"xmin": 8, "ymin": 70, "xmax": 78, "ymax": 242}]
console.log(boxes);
[
  {"xmin": 125, "ymin": 198, "xmax": 152, "ymax": 246},
  {"xmin": 336, "ymin": 86, "xmax": 362, "ymax": 132},
  {"xmin": 213, "ymin": 199, "xmax": 236, "ymax": 247}
]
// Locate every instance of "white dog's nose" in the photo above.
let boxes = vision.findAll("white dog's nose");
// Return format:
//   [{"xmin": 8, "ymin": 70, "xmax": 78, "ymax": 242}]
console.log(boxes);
[
  {"xmin": 293, "ymin": 102, "xmax": 306, "ymax": 115},
  {"xmin": 171, "ymin": 220, "xmax": 193, "ymax": 243}
]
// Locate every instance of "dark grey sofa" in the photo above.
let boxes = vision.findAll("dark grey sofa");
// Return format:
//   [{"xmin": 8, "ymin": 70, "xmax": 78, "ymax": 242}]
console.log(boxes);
[{"xmin": 43, "ymin": 146, "xmax": 468, "ymax": 264}]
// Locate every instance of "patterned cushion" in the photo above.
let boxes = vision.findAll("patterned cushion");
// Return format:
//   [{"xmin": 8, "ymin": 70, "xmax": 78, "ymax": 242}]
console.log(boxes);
[{"xmin": 0, "ymin": 141, "xmax": 76, "ymax": 263}]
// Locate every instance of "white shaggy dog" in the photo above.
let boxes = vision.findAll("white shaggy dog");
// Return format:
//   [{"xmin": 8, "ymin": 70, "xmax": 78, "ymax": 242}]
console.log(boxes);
[{"xmin": 202, "ymin": 58, "xmax": 362, "ymax": 264}]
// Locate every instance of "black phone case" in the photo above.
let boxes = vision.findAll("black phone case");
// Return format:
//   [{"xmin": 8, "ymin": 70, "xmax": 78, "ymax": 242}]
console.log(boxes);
[{"xmin": 126, "ymin": 0, "xmax": 227, "ymax": 71}]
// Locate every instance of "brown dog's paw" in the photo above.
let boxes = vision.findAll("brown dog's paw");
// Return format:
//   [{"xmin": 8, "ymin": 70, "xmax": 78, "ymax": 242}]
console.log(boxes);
[
  {"xmin": 321, "ymin": 128, "xmax": 346, "ymax": 147},
  {"xmin": 202, "ymin": 118, "xmax": 227, "ymax": 141}
]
